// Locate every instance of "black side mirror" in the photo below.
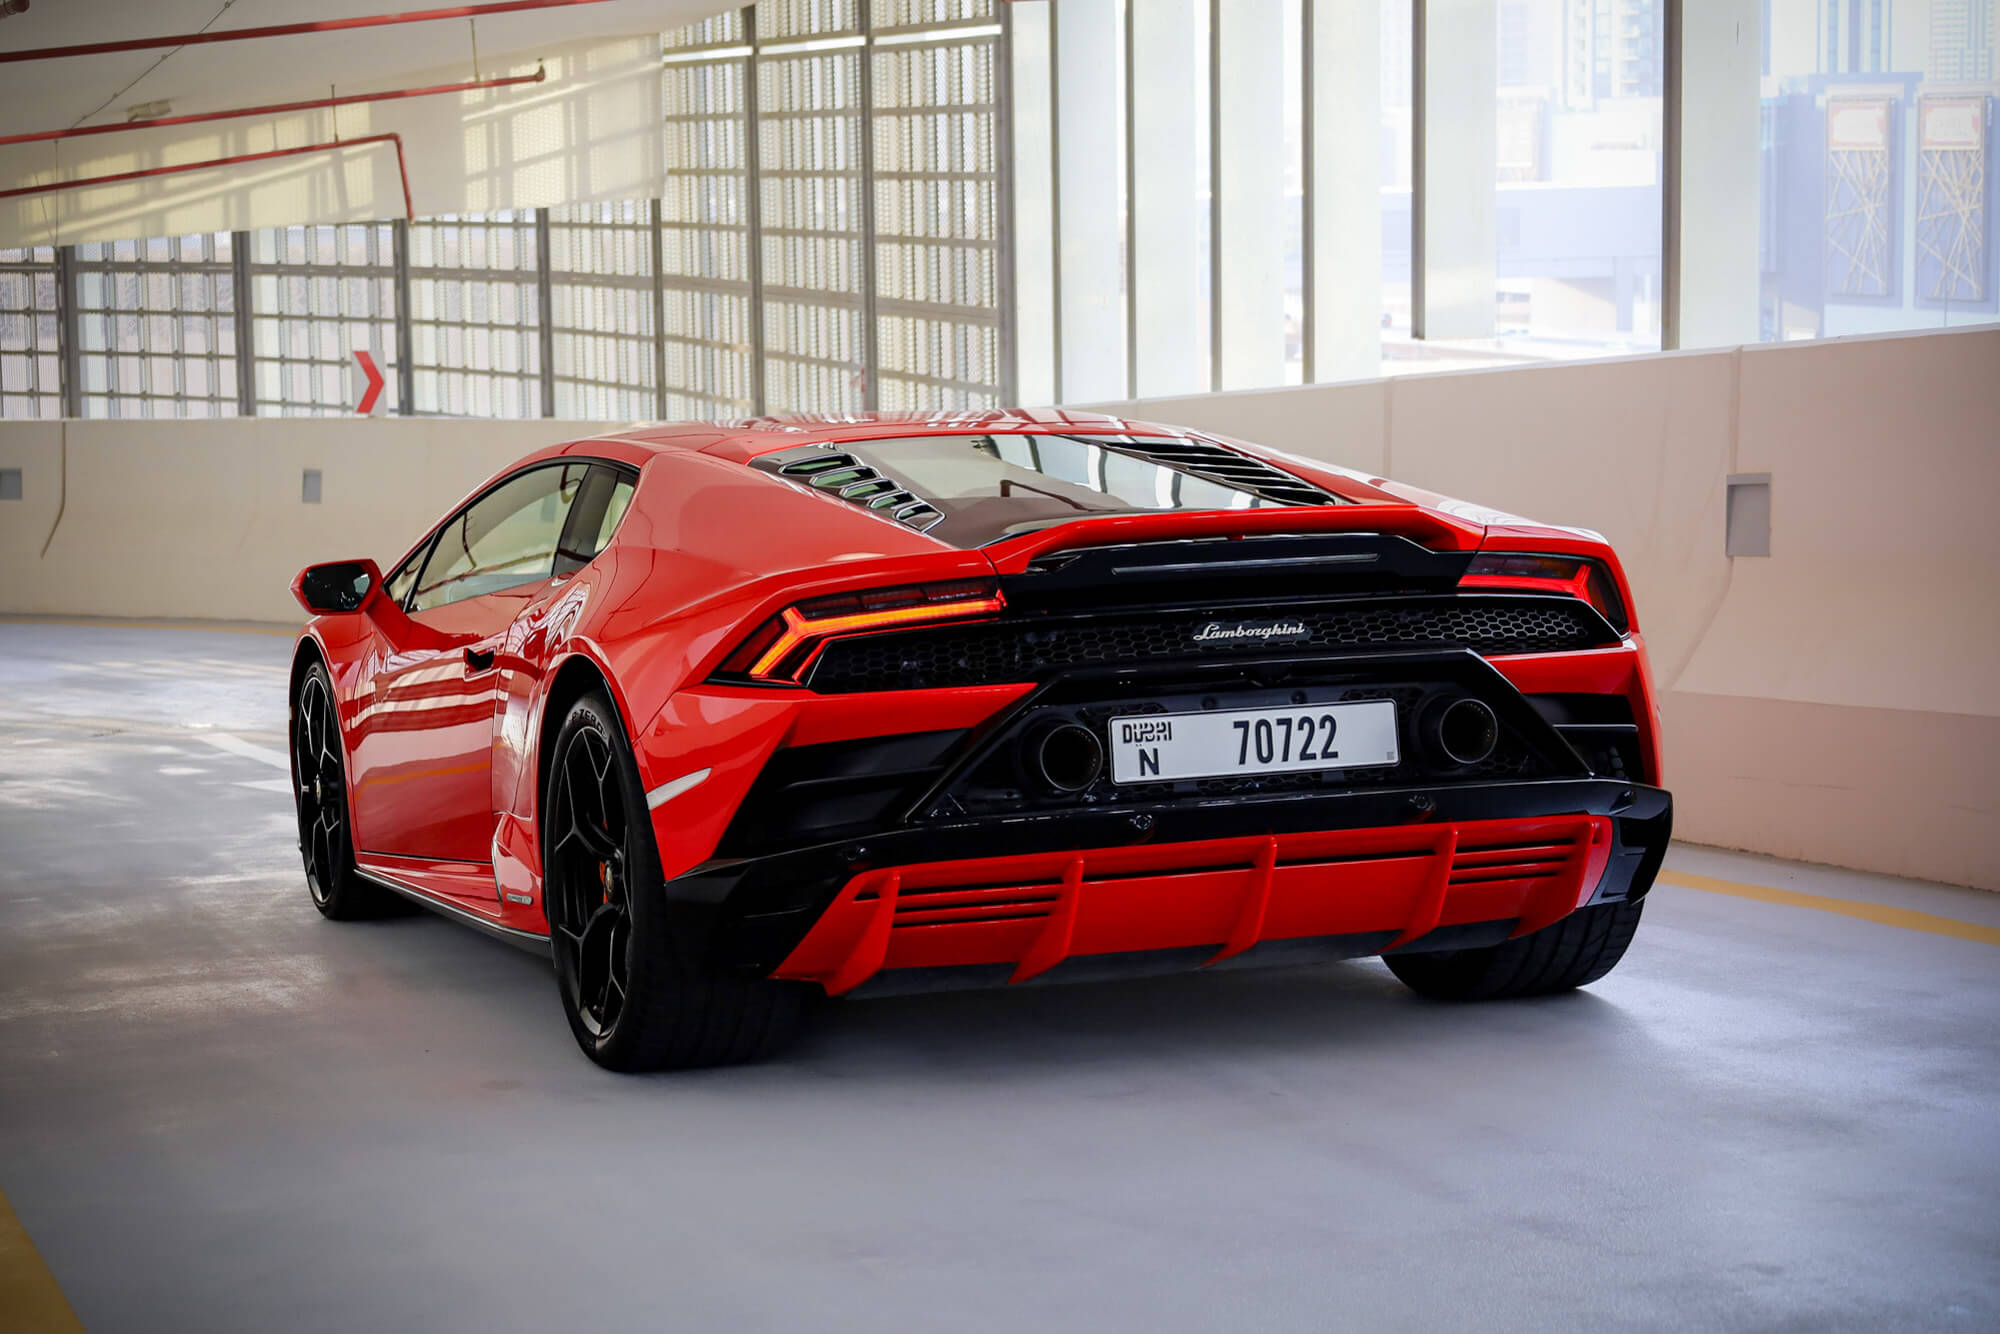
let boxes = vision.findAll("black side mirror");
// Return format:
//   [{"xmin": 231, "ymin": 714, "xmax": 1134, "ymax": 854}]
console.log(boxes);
[{"xmin": 292, "ymin": 559, "xmax": 383, "ymax": 615}]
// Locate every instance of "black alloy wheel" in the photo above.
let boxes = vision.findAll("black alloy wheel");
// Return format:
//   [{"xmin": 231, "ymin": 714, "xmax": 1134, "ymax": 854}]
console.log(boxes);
[
  {"xmin": 543, "ymin": 691, "xmax": 805, "ymax": 1071},
  {"xmin": 292, "ymin": 661, "xmax": 404, "ymax": 920},
  {"xmin": 546, "ymin": 718, "xmax": 634, "ymax": 1040}
]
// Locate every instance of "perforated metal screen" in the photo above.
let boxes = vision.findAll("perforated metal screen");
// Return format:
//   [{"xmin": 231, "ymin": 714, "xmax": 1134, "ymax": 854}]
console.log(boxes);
[
  {"xmin": 871, "ymin": 29, "xmax": 1002, "ymax": 410},
  {"xmin": 549, "ymin": 201, "xmax": 659, "ymax": 421},
  {"xmin": 759, "ymin": 44, "xmax": 870, "ymax": 412},
  {"xmin": 72, "ymin": 234, "xmax": 238, "ymax": 418},
  {"xmin": 659, "ymin": 0, "xmax": 1011, "ymax": 417},
  {"xmin": 662, "ymin": 31, "xmax": 759, "ymax": 419},
  {"xmin": 0, "ymin": 4, "xmax": 1012, "ymax": 422},
  {"xmin": 0, "ymin": 247, "xmax": 60, "ymax": 420},
  {"xmin": 407, "ymin": 212, "xmax": 542, "ymax": 418},
  {"xmin": 249, "ymin": 224, "xmax": 399, "ymax": 417}
]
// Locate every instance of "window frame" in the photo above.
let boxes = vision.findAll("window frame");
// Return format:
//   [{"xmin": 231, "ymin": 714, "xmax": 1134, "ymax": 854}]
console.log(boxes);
[
  {"xmin": 553, "ymin": 464, "xmax": 641, "ymax": 578},
  {"xmin": 383, "ymin": 456, "xmax": 639, "ymax": 615}
]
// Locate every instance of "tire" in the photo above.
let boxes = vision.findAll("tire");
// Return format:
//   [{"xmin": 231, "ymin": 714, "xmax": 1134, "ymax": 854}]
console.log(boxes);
[
  {"xmin": 1383, "ymin": 897, "xmax": 1646, "ymax": 1001},
  {"xmin": 542, "ymin": 691, "xmax": 805, "ymax": 1071},
  {"xmin": 292, "ymin": 661, "xmax": 409, "ymax": 920}
]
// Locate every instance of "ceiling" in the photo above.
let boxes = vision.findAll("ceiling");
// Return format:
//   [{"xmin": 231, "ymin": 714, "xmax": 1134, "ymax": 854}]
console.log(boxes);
[{"xmin": 0, "ymin": 0, "xmax": 729, "ymax": 135}]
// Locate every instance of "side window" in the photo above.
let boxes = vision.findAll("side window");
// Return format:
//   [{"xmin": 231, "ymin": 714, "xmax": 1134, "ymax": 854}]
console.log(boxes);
[
  {"xmin": 410, "ymin": 464, "xmax": 588, "ymax": 612},
  {"xmin": 381, "ymin": 539, "xmax": 430, "ymax": 610},
  {"xmin": 553, "ymin": 466, "xmax": 639, "ymax": 577},
  {"xmin": 593, "ymin": 476, "xmax": 636, "ymax": 551}
]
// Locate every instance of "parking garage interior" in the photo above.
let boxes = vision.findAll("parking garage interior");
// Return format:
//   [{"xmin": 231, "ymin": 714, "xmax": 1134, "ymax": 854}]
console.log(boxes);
[{"xmin": 2, "ymin": 2, "xmax": 1997, "ymax": 1331}]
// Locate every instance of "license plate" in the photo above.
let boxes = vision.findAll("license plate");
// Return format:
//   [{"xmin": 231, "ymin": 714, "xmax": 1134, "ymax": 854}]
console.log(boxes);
[{"xmin": 1107, "ymin": 700, "xmax": 1400, "ymax": 783}]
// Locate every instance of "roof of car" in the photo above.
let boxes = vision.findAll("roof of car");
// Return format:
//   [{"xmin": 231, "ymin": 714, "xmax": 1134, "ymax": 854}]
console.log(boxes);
[{"xmin": 589, "ymin": 410, "xmax": 1185, "ymax": 462}]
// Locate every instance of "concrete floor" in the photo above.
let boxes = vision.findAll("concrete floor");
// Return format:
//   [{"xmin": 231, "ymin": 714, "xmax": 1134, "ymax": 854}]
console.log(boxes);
[{"xmin": 2, "ymin": 619, "xmax": 1997, "ymax": 1334}]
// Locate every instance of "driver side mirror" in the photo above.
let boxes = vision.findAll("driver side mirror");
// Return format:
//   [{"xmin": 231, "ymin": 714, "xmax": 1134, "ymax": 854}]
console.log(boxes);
[{"xmin": 292, "ymin": 559, "xmax": 383, "ymax": 615}]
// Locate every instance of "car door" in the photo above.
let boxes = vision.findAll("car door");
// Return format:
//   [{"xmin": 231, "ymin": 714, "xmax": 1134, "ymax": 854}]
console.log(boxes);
[
  {"xmin": 349, "ymin": 462, "xmax": 591, "ymax": 870},
  {"xmin": 489, "ymin": 464, "xmax": 639, "ymax": 836}
]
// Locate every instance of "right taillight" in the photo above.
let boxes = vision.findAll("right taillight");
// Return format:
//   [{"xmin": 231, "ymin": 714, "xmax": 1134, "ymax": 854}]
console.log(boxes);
[
  {"xmin": 1459, "ymin": 552, "xmax": 1629, "ymax": 635},
  {"xmin": 712, "ymin": 578, "xmax": 1007, "ymax": 686}
]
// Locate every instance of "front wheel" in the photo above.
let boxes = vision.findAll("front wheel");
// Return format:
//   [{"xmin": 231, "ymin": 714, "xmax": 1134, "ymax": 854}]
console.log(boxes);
[
  {"xmin": 1383, "ymin": 897, "xmax": 1646, "ymax": 1001},
  {"xmin": 292, "ymin": 661, "xmax": 408, "ymax": 920},
  {"xmin": 543, "ymin": 691, "xmax": 805, "ymax": 1071}
]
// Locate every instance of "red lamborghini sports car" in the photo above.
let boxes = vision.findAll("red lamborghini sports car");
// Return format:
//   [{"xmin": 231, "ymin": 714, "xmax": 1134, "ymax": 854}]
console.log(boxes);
[{"xmin": 289, "ymin": 412, "xmax": 1670, "ymax": 1070}]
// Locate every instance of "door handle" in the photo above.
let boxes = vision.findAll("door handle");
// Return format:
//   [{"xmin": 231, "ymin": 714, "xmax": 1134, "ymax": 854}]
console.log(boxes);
[{"xmin": 464, "ymin": 647, "xmax": 495, "ymax": 672}]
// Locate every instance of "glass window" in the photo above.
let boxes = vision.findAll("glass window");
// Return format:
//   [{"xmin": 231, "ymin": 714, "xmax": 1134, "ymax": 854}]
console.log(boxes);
[
  {"xmin": 1387, "ymin": 0, "xmax": 1663, "ymax": 376},
  {"xmin": 411, "ymin": 464, "xmax": 588, "ymax": 611},
  {"xmin": 1762, "ymin": 1, "xmax": 1995, "ymax": 340},
  {"xmin": 553, "ymin": 467, "xmax": 639, "ymax": 577},
  {"xmin": 591, "ymin": 476, "xmax": 637, "ymax": 552},
  {"xmin": 382, "ymin": 541, "xmax": 430, "ymax": 609}
]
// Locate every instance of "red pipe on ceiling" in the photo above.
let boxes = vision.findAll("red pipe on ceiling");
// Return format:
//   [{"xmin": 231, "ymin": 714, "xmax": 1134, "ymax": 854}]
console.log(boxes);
[
  {"xmin": 0, "ymin": 0, "xmax": 619, "ymax": 64},
  {"xmin": 0, "ymin": 67, "xmax": 547, "ymax": 148},
  {"xmin": 0, "ymin": 133, "xmax": 417, "ymax": 220}
]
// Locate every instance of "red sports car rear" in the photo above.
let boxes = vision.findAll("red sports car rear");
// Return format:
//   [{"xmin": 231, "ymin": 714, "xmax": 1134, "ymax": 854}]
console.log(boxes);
[{"xmin": 290, "ymin": 412, "xmax": 1670, "ymax": 1070}]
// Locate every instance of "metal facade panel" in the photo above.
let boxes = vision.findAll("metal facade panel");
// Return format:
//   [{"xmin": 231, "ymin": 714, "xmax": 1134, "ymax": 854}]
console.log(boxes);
[
  {"xmin": 70, "ymin": 233, "xmax": 239, "ymax": 418},
  {"xmin": 0, "ymin": 246, "xmax": 60, "ymax": 420}
]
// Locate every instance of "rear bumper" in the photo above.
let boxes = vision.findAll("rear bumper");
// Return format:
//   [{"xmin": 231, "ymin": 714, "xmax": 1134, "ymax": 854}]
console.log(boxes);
[{"xmin": 667, "ymin": 777, "xmax": 1671, "ymax": 994}]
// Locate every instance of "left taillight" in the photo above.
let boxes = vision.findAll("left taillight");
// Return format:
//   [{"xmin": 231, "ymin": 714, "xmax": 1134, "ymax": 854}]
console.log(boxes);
[
  {"xmin": 712, "ymin": 578, "xmax": 1007, "ymax": 686},
  {"xmin": 1459, "ymin": 551, "xmax": 1629, "ymax": 635}
]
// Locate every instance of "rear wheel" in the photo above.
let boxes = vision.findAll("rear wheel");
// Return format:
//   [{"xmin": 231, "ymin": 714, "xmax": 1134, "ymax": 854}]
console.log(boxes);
[
  {"xmin": 543, "ymin": 691, "xmax": 805, "ymax": 1071},
  {"xmin": 1383, "ymin": 897, "xmax": 1645, "ymax": 1001},
  {"xmin": 292, "ymin": 661, "xmax": 407, "ymax": 920}
]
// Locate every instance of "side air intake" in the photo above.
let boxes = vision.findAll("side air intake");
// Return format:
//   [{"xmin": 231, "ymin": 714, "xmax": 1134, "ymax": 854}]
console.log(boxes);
[{"xmin": 763, "ymin": 448, "xmax": 945, "ymax": 533}]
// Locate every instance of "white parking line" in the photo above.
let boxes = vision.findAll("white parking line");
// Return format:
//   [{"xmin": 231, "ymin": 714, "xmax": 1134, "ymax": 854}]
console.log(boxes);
[{"xmin": 200, "ymin": 733, "xmax": 291, "ymax": 771}]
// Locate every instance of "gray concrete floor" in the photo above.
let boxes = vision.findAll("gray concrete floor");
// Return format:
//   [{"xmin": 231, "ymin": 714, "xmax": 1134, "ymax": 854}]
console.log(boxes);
[{"xmin": 2, "ymin": 618, "xmax": 1996, "ymax": 1333}]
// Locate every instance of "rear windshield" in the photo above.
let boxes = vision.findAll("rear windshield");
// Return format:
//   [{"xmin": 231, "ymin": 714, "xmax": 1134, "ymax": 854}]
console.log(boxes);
[{"xmin": 843, "ymin": 433, "xmax": 1301, "ymax": 547}]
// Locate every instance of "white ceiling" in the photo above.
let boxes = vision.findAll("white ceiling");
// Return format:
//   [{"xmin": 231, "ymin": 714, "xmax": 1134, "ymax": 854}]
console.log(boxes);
[{"xmin": 0, "ymin": 0, "xmax": 728, "ymax": 133}]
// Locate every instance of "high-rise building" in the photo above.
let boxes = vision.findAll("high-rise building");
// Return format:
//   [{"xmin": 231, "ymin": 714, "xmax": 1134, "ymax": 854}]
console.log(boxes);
[
  {"xmin": 1499, "ymin": 0, "xmax": 1562, "ymax": 89},
  {"xmin": 1562, "ymin": 0, "xmax": 1665, "ymax": 108},
  {"xmin": 1931, "ymin": 0, "xmax": 1998, "ymax": 79},
  {"xmin": 1822, "ymin": 0, "xmax": 1896, "ymax": 73}
]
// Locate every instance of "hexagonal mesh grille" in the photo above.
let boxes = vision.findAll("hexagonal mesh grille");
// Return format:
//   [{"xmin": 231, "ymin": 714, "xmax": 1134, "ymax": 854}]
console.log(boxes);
[{"xmin": 806, "ymin": 597, "xmax": 1610, "ymax": 693}]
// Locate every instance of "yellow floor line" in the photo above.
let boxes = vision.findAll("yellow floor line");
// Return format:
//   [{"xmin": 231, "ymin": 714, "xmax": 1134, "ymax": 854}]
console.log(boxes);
[
  {"xmin": 1658, "ymin": 870, "xmax": 2000, "ymax": 948},
  {"xmin": 0, "ymin": 617, "xmax": 295, "ymax": 638},
  {"xmin": 0, "ymin": 1186, "xmax": 85, "ymax": 1334}
]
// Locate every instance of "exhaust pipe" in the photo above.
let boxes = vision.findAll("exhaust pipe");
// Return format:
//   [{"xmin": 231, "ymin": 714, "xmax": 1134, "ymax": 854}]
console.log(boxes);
[
  {"xmin": 1032, "ymin": 723, "xmax": 1104, "ymax": 793},
  {"xmin": 1431, "ymin": 698, "xmax": 1499, "ymax": 767}
]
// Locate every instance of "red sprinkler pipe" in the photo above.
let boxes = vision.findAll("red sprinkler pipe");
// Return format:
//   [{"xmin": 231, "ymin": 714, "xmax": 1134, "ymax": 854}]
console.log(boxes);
[
  {"xmin": 0, "ymin": 133, "xmax": 418, "ymax": 220},
  {"xmin": 0, "ymin": 68, "xmax": 547, "ymax": 148},
  {"xmin": 0, "ymin": 0, "xmax": 618, "ymax": 64}
]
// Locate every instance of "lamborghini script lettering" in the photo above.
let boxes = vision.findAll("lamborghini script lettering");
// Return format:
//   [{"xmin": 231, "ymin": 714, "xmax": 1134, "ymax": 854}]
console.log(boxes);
[{"xmin": 1191, "ymin": 619, "xmax": 1312, "ymax": 645}]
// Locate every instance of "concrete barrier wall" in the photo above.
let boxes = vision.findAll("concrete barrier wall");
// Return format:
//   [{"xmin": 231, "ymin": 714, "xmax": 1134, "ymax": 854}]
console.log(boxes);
[
  {"xmin": 0, "ymin": 419, "xmax": 583, "ymax": 623},
  {"xmin": 1, "ymin": 325, "xmax": 1994, "ymax": 887}
]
